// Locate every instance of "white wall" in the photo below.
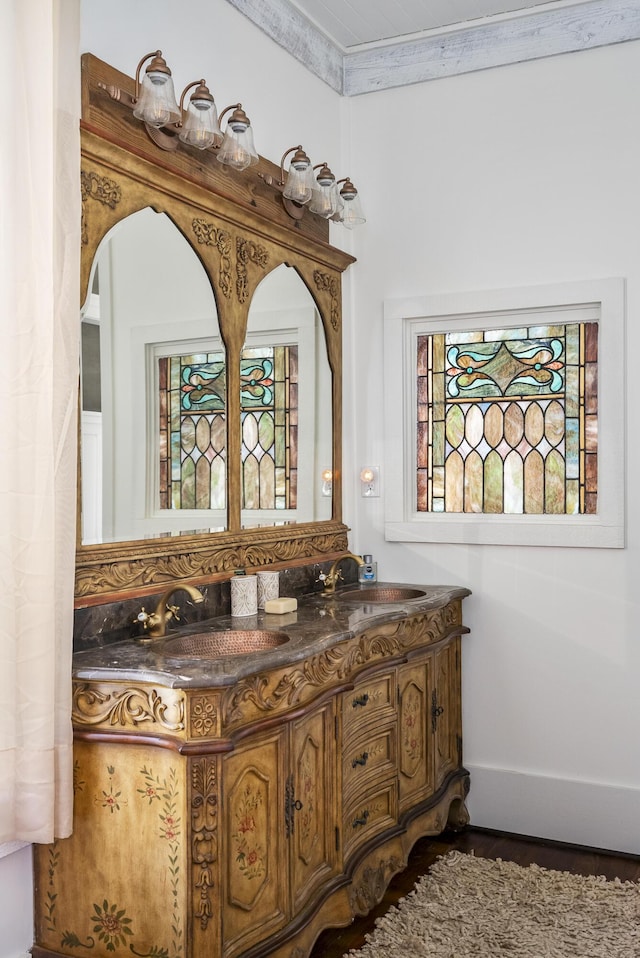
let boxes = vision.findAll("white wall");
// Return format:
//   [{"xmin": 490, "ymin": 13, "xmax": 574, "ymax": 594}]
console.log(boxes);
[
  {"xmin": 344, "ymin": 40, "xmax": 640, "ymax": 853},
  {"xmin": 6, "ymin": 7, "xmax": 639, "ymax": 957}
]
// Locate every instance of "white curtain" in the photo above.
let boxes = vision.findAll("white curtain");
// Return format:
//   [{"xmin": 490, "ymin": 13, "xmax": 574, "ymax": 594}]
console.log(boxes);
[{"xmin": 0, "ymin": 0, "xmax": 80, "ymax": 843}]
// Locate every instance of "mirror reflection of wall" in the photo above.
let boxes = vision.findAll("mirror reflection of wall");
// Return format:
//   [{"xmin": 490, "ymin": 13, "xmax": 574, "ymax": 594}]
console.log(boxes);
[
  {"xmin": 80, "ymin": 208, "xmax": 224, "ymax": 544},
  {"xmin": 243, "ymin": 265, "xmax": 333, "ymax": 527},
  {"xmin": 80, "ymin": 215, "xmax": 334, "ymax": 547}
]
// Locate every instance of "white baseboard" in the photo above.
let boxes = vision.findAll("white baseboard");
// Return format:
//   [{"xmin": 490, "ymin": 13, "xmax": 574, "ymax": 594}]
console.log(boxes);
[{"xmin": 465, "ymin": 764, "xmax": 640, "ymax": 855}]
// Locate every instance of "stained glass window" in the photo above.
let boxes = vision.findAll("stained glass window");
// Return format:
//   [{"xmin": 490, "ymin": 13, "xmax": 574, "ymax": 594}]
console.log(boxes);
[
  {"xmin": 416, "ymin": 323, "xmax": 598, "ymax": 515},
  {"xmin": 159, "ymin": 344, "xmax": 298, "ymax": 512}
]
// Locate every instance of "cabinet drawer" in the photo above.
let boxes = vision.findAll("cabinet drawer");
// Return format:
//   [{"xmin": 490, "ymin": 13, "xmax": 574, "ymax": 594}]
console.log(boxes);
[
  {"xmin": 342, "ymin": 779, "xmax": 397, "ymax": 862},
  {"xmin": 342, "ymin": 671, "xmax": 396, "ymax": 735},
  {"xmin": 343, "ymin": 723, "xmax": 396, "ymax": 800}
]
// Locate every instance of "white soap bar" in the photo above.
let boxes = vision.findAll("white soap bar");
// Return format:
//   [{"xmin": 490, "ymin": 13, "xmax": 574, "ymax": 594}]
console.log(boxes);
[{"xmin": 264, "ymin": 596, "xmax": 297, "ymax": 614}]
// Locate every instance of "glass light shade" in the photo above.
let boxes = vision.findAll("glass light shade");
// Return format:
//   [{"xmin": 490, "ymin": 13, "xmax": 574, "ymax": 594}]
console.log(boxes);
[
  {"xmin": 283, "ymin": 155, "xmax": 315, "ymax": 205},
  {"xmin": 309, "ymin": 164, "xmax": 339, "ymax": 218},
  {"xmin": 179, "ymin": 85, "xmax": 222, "ymax": 149},
  {"xmin": 339, "ymin": 180, "xmax": 366, "ymax": 229},
  {"xmin": 133, "ymin": 70, "xmax": 181, "ymax": 128},
  {"xmin": 216, "ymin": 114, "xmax": 259, "ymax": 171}
]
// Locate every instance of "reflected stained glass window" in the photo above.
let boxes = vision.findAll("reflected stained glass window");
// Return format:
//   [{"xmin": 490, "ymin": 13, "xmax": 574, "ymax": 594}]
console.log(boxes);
[
  {"xmin": 416, "ymin": 323, "xmax": 598, "ymax": 515},
  {"xmin": 159, "ymin": 345, "xmax": 298, "ymax": 511},
  {"xmin": 241, "ymin": 345, "xmax": 298, "ymax": 511}
]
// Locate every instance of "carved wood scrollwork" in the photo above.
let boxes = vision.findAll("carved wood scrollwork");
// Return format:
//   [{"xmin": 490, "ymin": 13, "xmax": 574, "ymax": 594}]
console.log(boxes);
[
  {"xmin": 72, "ymin": 682, "xmax": 185, "ymax": 731},
  {"xmin": 80, "ymin": 169, "xmax": 121, "ymax": 245},
  {"xmin": 190, "ymin": 757, "xmax": 219, "ymax": 932},
  {"xmin": 189, "ymin": 695, "xmax": 218, "ymax": 737},
  {"xmin": 349, "ymin": 855, "xmax": 404, "ymax": 915},
  {"xmin": 192, "ymin": 217, "xmax": 233, "ymax": 298},
  {"xmin": 313, "ymin": 269, "xmax": 340, "ymax": 330},
  {"xmin": 75, "ymin": 527, "xmax": 349, "ymax": 598},
  {"xmin": 222, "ymin": 622, "xmax": 405, "ymax": 725},
  {"xmin": 236, "ymin": 236, "xmax": 269, "ymax": 302}
]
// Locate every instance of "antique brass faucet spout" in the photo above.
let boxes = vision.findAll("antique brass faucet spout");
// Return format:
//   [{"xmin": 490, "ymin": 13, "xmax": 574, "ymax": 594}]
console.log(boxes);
[
  {"xmin": 321, "ymin": 552, "xmax": 365, "ymax": 595},
  {"xmin": 137, "ymin": 584, "xmax": 205, "ymax": 640}
]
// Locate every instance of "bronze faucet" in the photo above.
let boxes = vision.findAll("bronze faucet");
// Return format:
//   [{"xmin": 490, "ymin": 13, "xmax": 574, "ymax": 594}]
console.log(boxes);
[
  {"xmin": 136, "ymin": 584, "xmax": 205, "ymax": 640},
  {"xmin": 320, "ymin": 552, "xmax": 365, "ymax": 595}
]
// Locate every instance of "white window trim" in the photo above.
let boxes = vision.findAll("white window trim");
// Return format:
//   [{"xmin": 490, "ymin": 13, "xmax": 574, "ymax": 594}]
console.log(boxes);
[{"xmin": 383, "ymin": 279, "xmax": 625, "ymax": 548}]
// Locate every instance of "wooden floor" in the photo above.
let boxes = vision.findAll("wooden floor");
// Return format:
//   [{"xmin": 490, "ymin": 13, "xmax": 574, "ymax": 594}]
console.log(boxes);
[{"xmin": 310, "ymin": 827, "xmax": 640, "ymax": 957}]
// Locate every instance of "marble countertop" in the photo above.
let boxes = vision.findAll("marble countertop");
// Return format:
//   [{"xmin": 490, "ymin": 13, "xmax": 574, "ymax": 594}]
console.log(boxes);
[{"xmin": 72, "ymin": 583, "xmax": 471, "ymax": 689}]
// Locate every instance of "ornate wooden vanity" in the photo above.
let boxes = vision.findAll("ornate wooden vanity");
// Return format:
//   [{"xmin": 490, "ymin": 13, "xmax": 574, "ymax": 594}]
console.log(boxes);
[
  {"xmin": 33, "ymin": 53, "xmax": 472, "ymax": 958},
  {"xmin": 33, "ymin": 586, "xmax": 470, "ymax": 958}
]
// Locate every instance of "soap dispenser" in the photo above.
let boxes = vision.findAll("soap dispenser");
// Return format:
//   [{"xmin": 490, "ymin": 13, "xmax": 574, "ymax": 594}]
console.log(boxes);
[{"xmin": 358, "ymin": 554, "xmax": 377, "ymax": 583}]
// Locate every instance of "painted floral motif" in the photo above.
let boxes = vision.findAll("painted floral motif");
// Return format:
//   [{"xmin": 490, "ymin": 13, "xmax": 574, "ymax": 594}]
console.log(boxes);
[
  {"xmin": 402, "ymin": 695, "xmax": 422, "ymax": 764},
  {"xmin": 45, "ymin": 842, "xmax": 60, "ymax": 934},
  {"xmin": 298, "ymin": 752, "xmax": 316, "ymax": 846},
  {"xmin": 91, "ymin": 901, "xmax": 134, "ymax": 951},
  {"xmin": 232, "ymin": 782, "xmax": 266, "ymax": 880},
  {"xmin": 138, "ymin": 766, "xmax": 183, "ymax": 956},
  {"xmin": 95, "ymin": 766, "xmax": 127, "ymax": 813}
]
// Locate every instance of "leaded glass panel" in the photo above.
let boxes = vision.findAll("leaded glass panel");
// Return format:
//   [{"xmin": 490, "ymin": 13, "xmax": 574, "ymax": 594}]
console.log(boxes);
[
  {"xmin": 416, "ymin": 323, "xmax": 598, "ymax": 515},
  {"xmin": 159, "ymin": 344, "xmax": 298, "ymax": 512}
]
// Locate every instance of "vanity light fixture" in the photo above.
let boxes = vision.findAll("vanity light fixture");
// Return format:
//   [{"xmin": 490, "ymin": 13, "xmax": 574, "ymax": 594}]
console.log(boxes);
[
  {"xmin": 216, "ymin": 104, "xmax": 259, "ymax": 170},
  {"xmin": 132, "ymin": 51, "xmax": 181, "ymax": 129},
  {"xmin": 334, "ymin": 178, "xmax": 366, "ymax": 229},
  {"xmin": 321, "ymin": 469, "xmax": 333, "ymax": 497},
  {"xmin": 177, "ymin": 79, "xmax": 222, "ymax": 150},
  {"xmin": 308, "ymin": 163, "xmax": 341, "ymax": 219},
  {"xmin": 98, "ymin": 48, "xmax": 363, "ymax": 225},
  {"xmin": 261, "ymin": 148, "xmax": 365, "ymax": 226}
]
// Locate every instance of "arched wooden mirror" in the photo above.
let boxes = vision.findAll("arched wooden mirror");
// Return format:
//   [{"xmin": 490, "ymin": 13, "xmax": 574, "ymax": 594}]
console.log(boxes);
[{"xmin": 76, "ymin": 54, "xmax": 354, "ymax": 600}]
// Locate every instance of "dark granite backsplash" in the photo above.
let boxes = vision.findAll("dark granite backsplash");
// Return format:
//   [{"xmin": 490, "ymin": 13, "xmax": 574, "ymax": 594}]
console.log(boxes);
[{"xmin": 73, "ymin": 559, "xmax": 358, "ymax": 653}]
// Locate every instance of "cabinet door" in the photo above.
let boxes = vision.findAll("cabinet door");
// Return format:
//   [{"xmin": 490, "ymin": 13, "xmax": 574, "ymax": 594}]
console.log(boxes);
[
  {"xmin": 222, "ymin": 727, "xmax": 288, "ymax": 958},
  {"xmin": 432, "ymin": 637, "xmax": 461, "ymax": 790},
  {"xmin": 397, "ymin": 659, "xmax": 434, "ymax": 813},
  {"xmin": 288, "ymin": 699, "xmax": 340, "ymax": 914}
]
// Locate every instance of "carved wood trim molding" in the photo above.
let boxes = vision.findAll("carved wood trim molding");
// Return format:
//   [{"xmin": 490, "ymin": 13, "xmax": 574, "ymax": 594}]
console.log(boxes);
[
  {"xmin": 190, "ymin": 757, "xmax": 219, "ymax": 932},
  {"xmin": 75, "ymin": 524, "xmax": 349, "ymax": 600},
  {"xmin": 192, "ymin": 218, "xmax": 233, "ymax": 298},
  {"xmin": 72, "ymin": 682, "xmax": 185, "ymax": 732},
  {"xmin": 236, "ymin": 236, "xmax": 269, "ymax": 303},
  {"xmin": 80, "ymin": 169, "xmax": 121, "ymax": 245},
  {"xmin": 313, "ymin": 269, "xmax": 340, "ymax": 330}
]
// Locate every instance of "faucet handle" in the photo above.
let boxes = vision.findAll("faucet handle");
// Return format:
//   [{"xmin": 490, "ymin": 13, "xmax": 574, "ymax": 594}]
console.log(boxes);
[
  {"xmin": 316, "ymin": 571, "xmax": 327, "ymax": 584},
  {"xmin": 167, "ymin": 603, "xmax": 181, "ymax": 622},
  {"xmin": 135, "ymin": 607, "xmax": 159, "ymax": 632}
]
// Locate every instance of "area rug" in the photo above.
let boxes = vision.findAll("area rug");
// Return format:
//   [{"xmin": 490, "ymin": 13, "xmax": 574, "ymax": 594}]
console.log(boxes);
[{"xmin": 346, "ymin": 851, "xmax": 640, "ymax": 957}]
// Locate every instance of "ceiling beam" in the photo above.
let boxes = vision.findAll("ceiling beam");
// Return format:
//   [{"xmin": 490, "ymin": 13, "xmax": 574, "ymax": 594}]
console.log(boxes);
[
  {"xmin": 225, "ymin": 0, "xmax": 344, "ymax": 93},
  {"xmin": 225, "ymin": 0, "xmax": 640, "ymax": 95}
]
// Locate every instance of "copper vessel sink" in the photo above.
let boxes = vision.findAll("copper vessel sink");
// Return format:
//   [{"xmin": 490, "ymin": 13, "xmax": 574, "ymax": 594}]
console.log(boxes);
[
  {"xmin": 336, "ymin": 587, "xmax": 426, "ymax": 603},
  {"xmin": 161, "ymin": 630, "xmax": 290, "ymax": 658}
]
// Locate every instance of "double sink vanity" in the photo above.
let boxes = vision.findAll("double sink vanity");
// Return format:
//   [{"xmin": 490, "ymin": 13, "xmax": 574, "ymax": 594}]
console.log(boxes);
[
  {"xmin": 34, "ymin": 578, "xmax": 470, "ymax": 958},
  {"xmin": 35, "ymin": 53, "xmax": 472, "ymax": 958}
]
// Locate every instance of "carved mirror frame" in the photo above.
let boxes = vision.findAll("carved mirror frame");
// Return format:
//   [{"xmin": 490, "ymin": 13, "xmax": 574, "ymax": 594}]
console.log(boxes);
[{"xmin": 77, "ymin": 54, "xmax": 354, "ymax": 601}]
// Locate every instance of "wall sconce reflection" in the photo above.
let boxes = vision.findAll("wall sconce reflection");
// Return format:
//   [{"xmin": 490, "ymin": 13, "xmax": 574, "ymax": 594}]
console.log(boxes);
[{"xmin": 321, "ymin": 469, "xmax": 333, "ymax": 497}]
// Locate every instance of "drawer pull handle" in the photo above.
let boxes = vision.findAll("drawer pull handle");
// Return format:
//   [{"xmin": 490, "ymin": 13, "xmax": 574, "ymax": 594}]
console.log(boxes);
[
  {"xmin": 352, "ymin": 693, "xmax": 369, "ymax": 709},
  {"xmin": 352, "ymin": 751, "xmax": 369, "ymax": 768},
  {"xmin": 352, "ymin": 809, "xmax": 370, "ymax": 828}
]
